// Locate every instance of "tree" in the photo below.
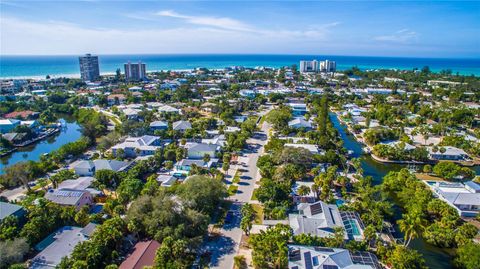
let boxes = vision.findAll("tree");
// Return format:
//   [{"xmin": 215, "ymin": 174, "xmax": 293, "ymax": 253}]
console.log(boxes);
[
  {"xmin": 249, "ymin": 224, "xmax": 291, "ymax": 269},
  {"xmin": 240, "ymin": 203, "xmax": 255, "ymax": 235},
  {"xmin": 50, "ymin": 169, "xmax": 76, "ymax": 189},
  {"xmin": 264, "ymin": 106, "xmax": 292, "ymax": 132},
  {"xmin": 94, "ymin": 170, "xmax": 120, "ymax": 188},
  {"xmin": 0, "ymin": 215, "xmax": 20, "ymax": 241},
  {"xmin": 423, "ymin": 164, "xmax": 432, "ymax": 174},
  {"xmin": 203, "ymin": 154, "xmax": 211, "ymax": 163},
  {"xmin": 433, "ymin": 162, "xmax": 462, "ymax": 181},
  {"xmin": 176, "ymin": 175, "xmax": 227, "ymax": 218},
  {"xmin": 154, "ymin": 236, "xmax": 192, "ymax": 268},
  {"xmin": 297, "ymin": 185, "xmax": 311, "ymax": 196},
  {"xmin": 0, "ymin": 162, "xmax": 36, "ymax": 191},
  {"xmin": 117, "ymin": 177, "xmax": 144, "ymax": 205},
  {"xmin": 0, "ymin": 238, "xmax": 29, "ymax": 269},
  {"xmin": 454, "ymin": 242, "xmax": 480, "ymax": 269},
  {"xmin": 398, "ymin": 208, "xmax": 427, "ymax": 246},
  {"xmin": 386, "ymin": 245, "xmax": 427, "ymax": 269},
  {"xmin": 75, "ymin": 206, "xmax": 91, "ymax": 226}
]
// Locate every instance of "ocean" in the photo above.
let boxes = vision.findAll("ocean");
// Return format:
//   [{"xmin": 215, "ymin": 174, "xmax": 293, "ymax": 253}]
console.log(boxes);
[{"xmin": 1, "ymin": 54, "xmax": 479, "ymax": 79}]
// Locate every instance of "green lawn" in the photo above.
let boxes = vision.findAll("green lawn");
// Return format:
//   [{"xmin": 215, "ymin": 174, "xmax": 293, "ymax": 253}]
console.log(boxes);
[
  {"xmin": 228, "ymin": 185, "xmax": 238, "ymax": 196},
  {"xmin": 252, "ymin": 204, "xmax": 264, "ymax": 224},
  {"xmin": 232, "ymin": 171, "xmax": 241, "ymax": 184},
  {"xmin": 251, "ymin": 188, "xmax": 259, "ymax": 201}
]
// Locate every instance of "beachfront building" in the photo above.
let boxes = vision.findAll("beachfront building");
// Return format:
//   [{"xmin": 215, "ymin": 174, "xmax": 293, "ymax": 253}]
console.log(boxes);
[
  {"xmin": 424, "ymin": 180, "xmax": 480, "ymax": 217},
  {"xmin": 299, "ymin": 60, "xmax": 336, "ymax": 73},
  {"xmin": 288, "ymin": 245, "xmax": 381, "ymax": 269},
  {"xmin": 79, "ymin": 54, "xmax": 100, "ymax": 82},
  {"xmin": 299, "ymin": 60, "xmax": 319, "ymax": 73},
  {"xmin": 124, "ymin": 61, "xmax": 147, "ymax": 81},
  {"xmin": 289, "ymin": 201, "xmax": 365, "ymax": 241}
]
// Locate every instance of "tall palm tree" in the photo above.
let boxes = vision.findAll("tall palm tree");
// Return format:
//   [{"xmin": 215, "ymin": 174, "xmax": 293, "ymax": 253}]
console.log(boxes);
[{"xmin": 398, "ymin": 210, "xmax": 427, "ymax": 246}]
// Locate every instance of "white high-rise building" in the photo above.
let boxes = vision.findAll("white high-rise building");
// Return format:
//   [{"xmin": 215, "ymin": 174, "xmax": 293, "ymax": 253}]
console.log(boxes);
[
  {"xmin": 124, "ymin": 61, "xmax": 146, "ymax": 81},
  {"xmin": 320, "ymin": 60, "xmax": 336, "ymax": 72},
  {"xmin": 299, "ymin": 60, "xmax": 319, "ymax": 72},
  {"xmin": 300, "ymin": 59, "xmax": 336, "ymax": 73}
]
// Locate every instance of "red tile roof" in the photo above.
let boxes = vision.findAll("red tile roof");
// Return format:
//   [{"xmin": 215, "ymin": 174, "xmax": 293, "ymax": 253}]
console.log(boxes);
[
  {"xmin": 119, "ymin": 240, "xmax": 160, "ymax": 269},
  {"xmin": 4, "ymin": 110, "xmax": 37, "ymax": 119}
]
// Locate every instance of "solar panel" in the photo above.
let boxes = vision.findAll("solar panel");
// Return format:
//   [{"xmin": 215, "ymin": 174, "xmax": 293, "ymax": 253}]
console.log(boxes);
[
  {"xmin": 310, "ymin": 203, "xmax": 323, "ymax": 215},
  {"xmin": 322, "ymin": 265, "xmax": 338, "ymax": 269},
  {"xmin": 304, "ymin": 251, "xmax": 313, "ymax": 269},
  {"xmin": 314, "ymin": 247, "xmax": 335, "ymax": 252}
]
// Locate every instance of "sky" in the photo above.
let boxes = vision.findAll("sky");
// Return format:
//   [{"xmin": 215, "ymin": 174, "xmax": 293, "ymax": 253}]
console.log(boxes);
[{"xmin": 1, "ymin": 1, "xmax": 479, "ymax": 57}]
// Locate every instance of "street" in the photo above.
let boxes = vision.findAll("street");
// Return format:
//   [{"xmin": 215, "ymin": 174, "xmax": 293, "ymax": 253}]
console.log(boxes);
[{"xmin": 204, "ymin": 120, "xmax": 270, "ymax": 269}]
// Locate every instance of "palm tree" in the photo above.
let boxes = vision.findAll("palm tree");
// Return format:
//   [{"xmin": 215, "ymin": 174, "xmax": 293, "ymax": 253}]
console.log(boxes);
[
  {"xmin": 297, "ymin": 185, "xmax": 311, "ymax": 196},
  {"xmin": 398, "ymin": 210, "xmax": 427, "ymax": 246}
]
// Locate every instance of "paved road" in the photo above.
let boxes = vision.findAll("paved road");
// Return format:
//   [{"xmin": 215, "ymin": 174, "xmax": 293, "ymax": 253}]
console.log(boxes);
[{"xmin": 205, "ymin": 121, "xmax": 270, "ymax": 269}]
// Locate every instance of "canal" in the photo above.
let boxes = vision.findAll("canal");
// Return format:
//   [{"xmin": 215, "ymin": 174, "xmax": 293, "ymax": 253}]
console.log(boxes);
[
  {"xmin": 330, "ymin": 113, "xmax": 454, "ymax": 269},
  {"xmin": 0, "ymin": 116, "xmax": 82, "ymax": 175}
]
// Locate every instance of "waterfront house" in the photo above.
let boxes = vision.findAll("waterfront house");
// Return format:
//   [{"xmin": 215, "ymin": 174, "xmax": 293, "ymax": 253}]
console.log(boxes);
[
  {"xmin": 427, "ymin": 146, "xmax": 470, "ymax": 161},
  {"xmin": 289, "ymin": 201, "xmax": 364, "ymax": 241},
  {"xmin": 112, "ymin": 135, "xmax": 162, "ymax": 158},
  {"xmin": 288, "ymin": 245, "xmax": 381, "ymax": 269},
  {"xmin": 44, "ymin": 189, "xmax": 93, "ymax": 210},
  {"xmin": 0, "ymin": 119, "xmax": 20, "ymax": 134},
  {"xmin": 424, "ymin": 180, "xmax": 480, "ymax": 217},
  {"xmin": 30, "ymin": 224, "xmax": 97, "ymax": 269},
  {"xmin": 4, "ymin": 110, "xmax": 39, "ymax": 120},
  {"xmin": 172, "ymin": 120, "xmax": 192, "ymax": 132},
  {"xmin": 0, "ymin": 202, "xmax": 26, "ymax": 222},
  {"xmin": 119, "ymin": 240, "xmax": 160, "ymax": 269},
  {"xmin": 184, "ymin": 142, "xmax": 220, "ymax": 159}
]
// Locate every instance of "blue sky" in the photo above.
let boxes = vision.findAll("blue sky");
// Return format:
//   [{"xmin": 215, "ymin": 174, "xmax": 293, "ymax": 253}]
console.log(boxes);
[{"xmin": 1, "ymin": 1, "xmax": 479, "ymax": 57}]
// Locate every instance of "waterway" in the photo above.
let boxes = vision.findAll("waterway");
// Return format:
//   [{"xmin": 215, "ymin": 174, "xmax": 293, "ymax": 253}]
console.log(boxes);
[
  {"xmin": 0, "ymin": 116, "xmax": 82, "ymax": 175},
  {"xmin": 330, "ymin": 113, "xmax": 453, "ymax": 269}
]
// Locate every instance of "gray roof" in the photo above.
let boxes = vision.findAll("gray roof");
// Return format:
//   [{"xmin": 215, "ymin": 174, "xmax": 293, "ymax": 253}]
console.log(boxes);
[
  {"xmin": 44, "ymin": 189, "xmax": 89, "ymax": 206},
  {"xmin": 80, "ymin": 223, "xmax": 98, "ymax": 237},
  {"xmin": 31, "ymin": 226, "xmax": 92, "ymax": 269},
  {"xmin": 73, "ymin": 160, "xmax": 94, "ymax": 170},
  {"xmin": 289, "ymin": 201, "xmax": 344, "ymax": 236},
  {"xmin": 150, "ymin": 121, "xmax": 168, "ymax": 127},
  {"xmin": 58, "ymin": 177, "xmax": 94, "ymax": 191},
  {"xmin": 172, "ymin": 120, "xmax": 192, "ymax": 131},
  {"xmin": 454, "ymin": 193, "xmax": 480, "ymax": 206},
  {"xmin": 93, "ymin": 159, "xmax": 131, "ymax": 172},
  {"xmin": 0, "ymin": 202, "xmax": 24, "ymax": 221},
  {"xmin": 186, "ymin": 142, "xmax": 219, "ymax": 152}
]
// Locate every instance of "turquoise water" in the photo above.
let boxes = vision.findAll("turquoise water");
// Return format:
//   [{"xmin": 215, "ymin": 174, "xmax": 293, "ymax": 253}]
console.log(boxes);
[
  {"xmin": 1, "ymin": 54, "xmax": 479, "ymax": 78},
  {"xmin": 0, "ymin": 117, "xmax": 82, "ymax": 175},
  {"xmin": 330, "ymin": 113, "xmax": 453, "ymax": 269},
  {"xmin": 345, "ymin": 219, "xmax": 361, "ymax": 236}
]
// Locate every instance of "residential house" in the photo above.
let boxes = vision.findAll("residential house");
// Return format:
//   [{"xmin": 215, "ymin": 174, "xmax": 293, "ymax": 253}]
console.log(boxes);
[
  {"xmin": 172, "ymin": 120, "xmax": 192, "ymax": 132},
  {"xmin": 0, "ymin": 202, "xmax": 26, "ymax": 222},
  {"xmin": 30, "ymin": 224, "xmax": 97, "ymax": 269},
  {"xmin": 424, "ymin": 180, "xmax": 480, "ymax": 217},
  {"xmin": 44, "ymin": 189, "xmax": 93, "ymax": 210},
  {"xmin": 156, "ymin": 174, "xmax": 178, "ymax": 187},
  {"xmin": 149, "ymin": 120, "xmax": 168, "ymax": 131},
  {"xmin": 123, "ymin": 108, "xmax": 141, "ymax": 120},
  {"xmin": 288, "ymin": 118, "xmax": 312, "ymax": 129},
  {"xmin": 289, "ymin": 103, "xmax": 308, "ymax": 116},
  {"xmin": 72, "ymin": 159, "xmax": 132, "ymax": 176},
  {"xmin": 0, "ymin": 119, "xmax": 20, "ymax": 133},
  {"xmin": 184, "ymin": 142, "xmax": 220, "ymax": 159},
  {"xmin": 289, "ymin": 201, "xmax": 364, "ymax": 241},
  {"xmin": 4, "ymin": 110, "xmax": 39, "ymax": 120},
  {"xmin": 428, "ymin": 146, "xmax": 470, "ymax": 161},
  {"xmin": 107, "ymin": 94, "xmax": 127, "ymax": 106},
  {"xmin": 112, "ymin": 135, "xmax": 162, "ymax": 158},
  {"xmin": 285, "ymin": 143, "xmax": 320, "ymax": 154},
  {"xmin": 119, "ymin": 240, "xmax": 161, "ymax": 269},
  {"xmin": 173, "ymin": 158, "xmax": 218, "ymax": 176},
  {"xmin": 157, "ymin": 105, "xmax": 180, "ymax": 114},
  {"xmin": 288, "ymin": 245, "xmax": 381, "ymax": 269}
]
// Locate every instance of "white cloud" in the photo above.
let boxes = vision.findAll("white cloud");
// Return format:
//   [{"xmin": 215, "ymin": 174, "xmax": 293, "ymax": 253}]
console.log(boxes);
[
  {"xmin": 0, "ymin": 16, "xmax": 340, "ymax": 55},
  {"xmin": 374, "ymin": 29, "xmax": 418, "ymax": 43},
  {"xmin": 0, "ymin": 14, "xmax": 341, "ymax": 55},
  {"xmin": 156, "ymin": 10, "xmax": 254, "ymax": 32}
]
